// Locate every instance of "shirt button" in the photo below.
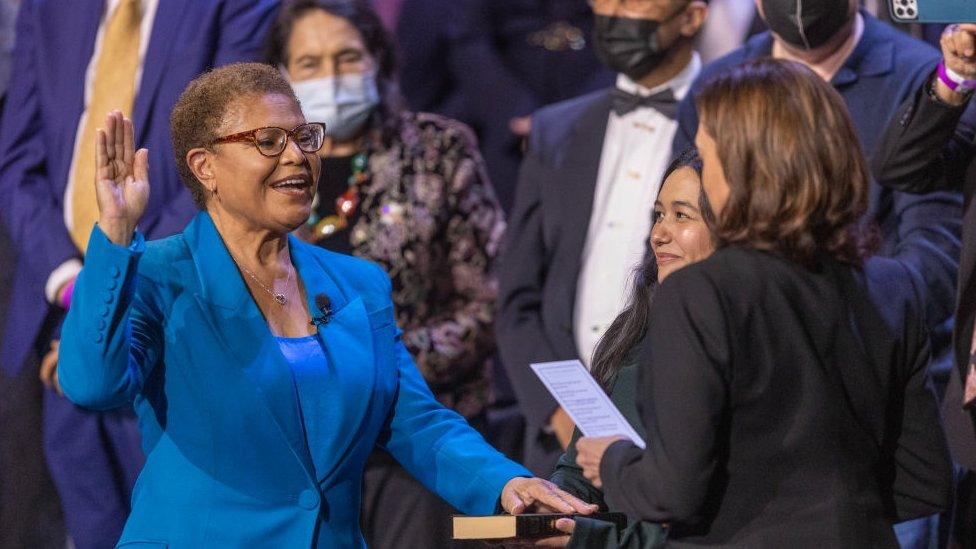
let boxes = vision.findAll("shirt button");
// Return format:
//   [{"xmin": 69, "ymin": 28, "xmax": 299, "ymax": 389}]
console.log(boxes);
[
  {"xmin": 106, "ymin": 278, "xmax": 118, "ymax": 290},
  {"xmin": 103, "ymin": 291, "xmax": 114, "ymax": 304},
  {"xmin": 96, "ymin": 318, "xmax": 107, "ymax": 330},
  {"xmin": 591, "ymin": 325, "xmax": 601, "ymax": 333},
  {"xmin": 110, "ymin": 266, "xmax": 121, "ymax": 279},
  {"xmin": 298, "ymin": 489, "xmax": 319, "ymax": 510},
  {"xmin": 100, "ymin": 305, "xmax": 111, "ymax": 318}
]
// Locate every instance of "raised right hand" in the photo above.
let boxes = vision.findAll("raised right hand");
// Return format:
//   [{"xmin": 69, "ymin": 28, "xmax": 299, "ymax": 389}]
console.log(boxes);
[
  {"xmin": 942, "ymin": 24, "xmax": 976, "ymax": 79},
  {"xmin": 937, "ymin": 24, "xmax": 976, "ymax": 105},
  {"xmin": 95, "ymin": 110, "xmax": 150, "ymax": 247}
]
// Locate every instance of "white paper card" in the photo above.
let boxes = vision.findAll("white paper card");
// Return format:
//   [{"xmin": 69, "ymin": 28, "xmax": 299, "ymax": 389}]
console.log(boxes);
[{"xmin": 530, "ymin": 359, "xmax": 646, "ymax": 449}]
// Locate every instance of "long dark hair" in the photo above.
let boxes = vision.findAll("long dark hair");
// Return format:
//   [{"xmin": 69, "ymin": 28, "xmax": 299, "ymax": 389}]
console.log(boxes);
[
  {"xmin": 265, "ymin": 0, "xmax": 405, "ymax": 147},
  {"xmin": 589, "ymin": 148, "xmax": 714, "ymax": 390}
]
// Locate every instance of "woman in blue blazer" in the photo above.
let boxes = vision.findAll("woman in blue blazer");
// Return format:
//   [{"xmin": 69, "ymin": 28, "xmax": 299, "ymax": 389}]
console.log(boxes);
[{"xmin": 57, "ymin": 62, "xmax": 593, "ymax": 548}]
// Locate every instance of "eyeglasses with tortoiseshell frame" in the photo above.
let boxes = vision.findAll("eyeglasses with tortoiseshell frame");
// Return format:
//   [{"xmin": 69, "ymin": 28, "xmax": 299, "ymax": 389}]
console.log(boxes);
[{"xmin": 212, "ymin": 122, "xmax": 326, "ymax": 157}]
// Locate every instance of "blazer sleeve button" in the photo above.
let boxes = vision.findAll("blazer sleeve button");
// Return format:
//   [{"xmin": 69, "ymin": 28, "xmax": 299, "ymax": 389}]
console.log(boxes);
[
  {"xmin": 110, "ymin": 266, "xmax": 121, "ymax": 279},
  {"xmin": 103, "ymin": 291, "xmax": 114, "ymax": 304},
  {"xmin": 298, "ymin": 489, "xmax": 319, "ymax": 510}
]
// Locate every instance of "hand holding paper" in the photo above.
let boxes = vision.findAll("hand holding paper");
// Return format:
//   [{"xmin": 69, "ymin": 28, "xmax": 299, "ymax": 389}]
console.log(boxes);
[
  {"xmin": 530, "ymin": 360, "xmax": 645, "ymax": 448},
  {"xmin": 575, "ymin": 435, "xmax": 625, "ymax": 489}
]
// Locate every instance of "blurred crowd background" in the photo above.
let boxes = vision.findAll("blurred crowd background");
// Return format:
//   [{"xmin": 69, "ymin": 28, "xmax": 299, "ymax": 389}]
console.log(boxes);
[{"xmin": 0, "ymin": 0, "xmax": 971, "ymax": 548}]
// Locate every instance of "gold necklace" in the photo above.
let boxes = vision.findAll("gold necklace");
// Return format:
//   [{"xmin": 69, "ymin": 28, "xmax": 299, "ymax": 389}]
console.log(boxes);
[{"xmin": 229, "ymin": 253, "xmax": 292, "ymax": 306}]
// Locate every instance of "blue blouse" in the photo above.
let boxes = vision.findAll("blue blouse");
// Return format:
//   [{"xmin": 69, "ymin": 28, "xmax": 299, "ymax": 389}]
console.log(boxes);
[{"xmin": 275, "ymin": 334, "xmax": 334, "ymax": 481}]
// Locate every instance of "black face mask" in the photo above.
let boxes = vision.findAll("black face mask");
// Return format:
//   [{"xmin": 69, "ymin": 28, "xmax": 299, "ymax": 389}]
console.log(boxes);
[
  {"xmin": 761, "ymin": 0, "xmax": 852, "ymax": 51},
  {"xmin": 593, "ymin": 14, "xmax": 671, "ymax": 81}
]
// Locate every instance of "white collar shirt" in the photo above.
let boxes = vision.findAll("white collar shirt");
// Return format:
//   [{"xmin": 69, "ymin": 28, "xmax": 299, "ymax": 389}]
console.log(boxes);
[{"xmin": 573, "ymin": 53, "xmax": 701, "ymax": 368}]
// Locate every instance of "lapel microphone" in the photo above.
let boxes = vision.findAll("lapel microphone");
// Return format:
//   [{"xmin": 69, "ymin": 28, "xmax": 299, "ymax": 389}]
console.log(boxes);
[{"xmin": 310, "ymin": 293, "xmax": 333, "ymax": 327}]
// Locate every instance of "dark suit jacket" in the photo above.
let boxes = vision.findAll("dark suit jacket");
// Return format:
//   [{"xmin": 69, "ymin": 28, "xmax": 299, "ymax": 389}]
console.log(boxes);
[
  {"xmin": 673, "ymin": 13, "xmax": 963, "ymax": 377},
  {"xmin": 871, "ymin": 82, "xmax": 976, "ymax": 471},
  {"xmin": 0, "ymin": 0, "xmax": 279, "ymax": 376},
  {"xmin": 601, "ymin": 248, "xmax": 954, "ymax": 547},
  {"xmin": 396, "ymin": 0, "xmax": 613, "ymax": 211},
  {"xmin": 496, "ymin": 88, "xmax": 612, "ymax": 475}
]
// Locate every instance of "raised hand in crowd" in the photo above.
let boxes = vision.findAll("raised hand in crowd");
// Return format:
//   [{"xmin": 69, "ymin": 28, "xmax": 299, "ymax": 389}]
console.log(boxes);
[
  {"xmin": 95, "ymin": 110, "xmax": 150, "ymax": 247},
  {"xmin": 937, "ymin": 24, "xmax": 976, "ymax": 105}
]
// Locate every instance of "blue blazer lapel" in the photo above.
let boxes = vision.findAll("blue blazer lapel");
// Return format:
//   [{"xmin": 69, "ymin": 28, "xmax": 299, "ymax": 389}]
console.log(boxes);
[
  {"xmin": 289, "ymin": 240, "xmax": 378, "ymax": 480},
  {"xmin": 132, "ymin": 0, "xmax": 188, "ymax": 143},
  {"xmin": 183, "ymin": 213, "xmax": 317, "ymax": 483}
]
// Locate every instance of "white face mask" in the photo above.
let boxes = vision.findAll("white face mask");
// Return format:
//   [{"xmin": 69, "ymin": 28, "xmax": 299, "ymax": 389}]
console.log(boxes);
[{"xmin": 290, "ymin": 72, "xmax": 380, "ymax": 141}]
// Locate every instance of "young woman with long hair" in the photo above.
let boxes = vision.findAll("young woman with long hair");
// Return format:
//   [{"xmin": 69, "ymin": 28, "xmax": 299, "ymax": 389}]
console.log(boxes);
[{"xmin": 546, "ymin": 148, "xmax": 716, "ymax": 548}]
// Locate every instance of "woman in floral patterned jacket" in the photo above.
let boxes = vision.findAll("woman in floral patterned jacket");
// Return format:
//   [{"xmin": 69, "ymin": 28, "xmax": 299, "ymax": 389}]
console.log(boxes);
[{"xmin": 267, "ymin": 2, "xmax": 507, "ymax": 547}]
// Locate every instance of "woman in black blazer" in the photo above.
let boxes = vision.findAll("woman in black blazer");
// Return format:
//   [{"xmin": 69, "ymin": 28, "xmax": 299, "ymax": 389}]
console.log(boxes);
[{"xmin": 574, "ymin": 58, "xmax": 954, "ymax": 547}]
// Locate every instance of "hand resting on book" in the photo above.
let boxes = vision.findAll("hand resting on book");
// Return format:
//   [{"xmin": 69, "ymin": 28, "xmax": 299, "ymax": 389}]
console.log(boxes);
[{"xmin": 500, "ymin": 477, "xmax": 598, "ymax": 515}]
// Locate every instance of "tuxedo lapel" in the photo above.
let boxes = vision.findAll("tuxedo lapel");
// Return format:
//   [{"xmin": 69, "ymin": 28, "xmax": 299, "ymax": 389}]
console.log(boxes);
[
  {"xmin": 561, "ymin": 91, "xmax": 613, "ymax": 258},
  {"xmin": 556, "ymin": 91, "xmax": 613, "ymax": 325},
  {"xmin": 183, "ymin": 213, "xmax": 317, "ymax": 483}
]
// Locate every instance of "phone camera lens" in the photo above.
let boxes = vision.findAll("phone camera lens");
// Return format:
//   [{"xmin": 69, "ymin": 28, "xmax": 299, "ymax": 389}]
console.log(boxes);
[
  {"xmin": 895, "ymin": 7, "xmax": 904, "ymax": 15},
  {"xmin": 906, "ymin": 7, "xmax": 915, "ymax": 16}
]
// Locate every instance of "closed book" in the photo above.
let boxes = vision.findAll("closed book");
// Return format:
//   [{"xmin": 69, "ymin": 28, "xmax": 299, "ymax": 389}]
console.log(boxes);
[{"xmin": 452, "ymin": 512, "xmax": 627, "ymax": 540}]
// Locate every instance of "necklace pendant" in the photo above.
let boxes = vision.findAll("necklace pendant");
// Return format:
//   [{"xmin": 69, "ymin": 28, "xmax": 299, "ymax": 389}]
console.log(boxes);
[{"xmin": 274, "ymin": 293, "xmax": 287, "ymax": 305}]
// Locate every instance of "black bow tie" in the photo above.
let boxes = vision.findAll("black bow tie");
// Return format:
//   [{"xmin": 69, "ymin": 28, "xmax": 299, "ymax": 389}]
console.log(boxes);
[{"xmin": 611, "ymin": 87, "xmax": 678, "ymax": 119}]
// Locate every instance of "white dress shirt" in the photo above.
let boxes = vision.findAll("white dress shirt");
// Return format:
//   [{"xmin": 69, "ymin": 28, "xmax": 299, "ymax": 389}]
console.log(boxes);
[
  {"xmin": 573, "ymin": 53, "xmax": 701, "ymax": 368},
  {"xmin": 695, "ymin": 0, "xmax": 756, "ymax": 63},
  {"xmin": 46, "ymin": 0, "xmax": 159, "ymax": 303}
]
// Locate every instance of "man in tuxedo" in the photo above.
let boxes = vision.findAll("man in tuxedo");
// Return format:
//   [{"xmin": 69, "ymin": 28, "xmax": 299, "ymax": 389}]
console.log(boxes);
[
  {"xmin": 496, "ymin": 0, "xmax": 708, "ymax": 476},
  {"xmin": 0, "ymin": 1, "xmax": 278, "ymax": 546}
]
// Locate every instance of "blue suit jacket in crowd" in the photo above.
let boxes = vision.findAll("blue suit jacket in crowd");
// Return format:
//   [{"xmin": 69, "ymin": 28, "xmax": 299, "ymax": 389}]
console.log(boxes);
[
  {"xmin": 673, "ymin": 12, "xmax": 963, "ymax": 378},
  {"xmin": 58, "ymin": 212, "xmax": 529, "ymax": 547},
  {"xmin": 0, "ymin": 0, "xmax": 279, "ymax": 376}
]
